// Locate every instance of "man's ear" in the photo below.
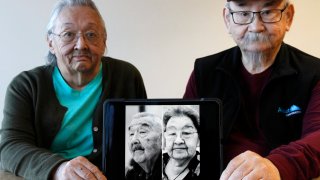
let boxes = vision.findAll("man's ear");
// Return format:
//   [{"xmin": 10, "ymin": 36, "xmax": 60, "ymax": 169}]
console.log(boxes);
[
  {"xmin": 285, "ymin": 3, "xmax": 295, "ymax": 31},
  {"xmin": 223, "ymin": 7, "xmax": 232, "ymax": 34},
  {"xmin": 47, "ymin": 34, "xmax": 55, "ymax": 54}
]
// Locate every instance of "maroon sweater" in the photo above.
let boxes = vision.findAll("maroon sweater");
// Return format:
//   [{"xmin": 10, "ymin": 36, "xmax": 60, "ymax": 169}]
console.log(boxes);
[{"xmin": 184, "ymin": 64, "xmax": 320, "ymax": 179}]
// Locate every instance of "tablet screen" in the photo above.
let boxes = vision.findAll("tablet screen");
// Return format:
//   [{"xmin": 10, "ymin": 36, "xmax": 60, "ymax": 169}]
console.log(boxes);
[{"xmin": 102, "ymin": 99, "xmax": 222, "ymax": 180}]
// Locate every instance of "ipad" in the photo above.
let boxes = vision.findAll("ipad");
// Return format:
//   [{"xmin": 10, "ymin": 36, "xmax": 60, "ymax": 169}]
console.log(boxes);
[{"xmin": 102, "ymin": 98, "xmax": 222, "ymax": 180}]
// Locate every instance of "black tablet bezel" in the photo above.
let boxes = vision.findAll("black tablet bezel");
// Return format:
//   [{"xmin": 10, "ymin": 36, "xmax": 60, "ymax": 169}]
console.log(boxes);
[{"xmin": 102, "ymin": 98, "xmax": 223, "ymax": 180}]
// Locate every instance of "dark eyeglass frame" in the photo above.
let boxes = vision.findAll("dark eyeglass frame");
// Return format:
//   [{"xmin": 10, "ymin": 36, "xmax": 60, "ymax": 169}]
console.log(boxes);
[{"xmin": 228, "ymin": 3, "xmax": 289, "ymax": 25}]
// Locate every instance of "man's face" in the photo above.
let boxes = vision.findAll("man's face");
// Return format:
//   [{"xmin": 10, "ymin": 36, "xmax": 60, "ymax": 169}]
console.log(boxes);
[
  {"xmin": 48, "ymin": 6, "xmax": 106, "ymax": 76},
  {"xmin": 164, "ymin": 116, "xmax": 200, "ymax": 161},
  {"xmin": 128, "ymin": 117, "xmax": 162, "ymax": 165},
  {"xmin": 223, "ymin": 0, "xmax": 294, "ymax": 54}
]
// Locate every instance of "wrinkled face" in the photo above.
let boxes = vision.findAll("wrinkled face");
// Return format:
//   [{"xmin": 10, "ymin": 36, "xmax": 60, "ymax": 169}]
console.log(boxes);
[
  {"xmin": 223, "ymin": 0, "xmax": 294, "ymax": 54},
  {"xmin": 48, "ymin": 6, "xmax": 106, "ymax": 76},
  {"xmin": 164, "ymin": 116, "xmax": 200, "ymax": 161},
  {"xmin": 128, "ymin": 117, "xmax": 162, "ymax": 165}
]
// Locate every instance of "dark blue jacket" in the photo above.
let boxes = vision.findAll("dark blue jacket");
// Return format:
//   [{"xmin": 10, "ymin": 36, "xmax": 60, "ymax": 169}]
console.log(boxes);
[{"xmin": 194, "ymin": 43, "xmax": 320, "ymax": 149}]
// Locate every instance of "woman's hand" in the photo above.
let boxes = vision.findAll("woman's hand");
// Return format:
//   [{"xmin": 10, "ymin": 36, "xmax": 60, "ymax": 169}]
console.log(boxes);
[{"xmin": 53, "ymin": 156, "xmax": 107, "ymax": 180}]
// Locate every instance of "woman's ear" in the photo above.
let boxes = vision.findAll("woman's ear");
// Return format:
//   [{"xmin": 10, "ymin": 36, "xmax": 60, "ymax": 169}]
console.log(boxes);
[
  {"xmin": 162, "ymin": 135, "xmax": 166, "ymax": 150},
  {"xmin": 47, "ymin": 34, "xmax": 55, "ymax": 54}
]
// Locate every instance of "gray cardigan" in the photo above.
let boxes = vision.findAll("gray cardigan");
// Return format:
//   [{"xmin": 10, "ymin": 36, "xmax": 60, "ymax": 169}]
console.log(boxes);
[{"xmin": 0, "ymin": 57, "xmax": 147, "ymax": 179}]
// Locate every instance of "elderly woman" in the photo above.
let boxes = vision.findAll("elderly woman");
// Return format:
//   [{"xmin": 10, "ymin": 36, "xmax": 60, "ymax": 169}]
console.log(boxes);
[
  {"xmin": 0, "ymin": 0, "xmax": 146, "ymax": 179},
  {"xmin": 162, "ymin": 106, "xmax": 200, "ymax": 180}
]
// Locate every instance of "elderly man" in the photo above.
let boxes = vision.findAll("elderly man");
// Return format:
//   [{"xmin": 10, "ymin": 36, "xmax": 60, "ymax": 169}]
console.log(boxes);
[
  {"xmin": 126, "ymin": 112, "xmax": 162, "ymax": 180},
  {"xmin": 184, "ymin": 0, "xmax": 320, "ymax": 179},
  {"xmin": 0, "ymin": 0, "xmax": 146, "ymax": 179}
]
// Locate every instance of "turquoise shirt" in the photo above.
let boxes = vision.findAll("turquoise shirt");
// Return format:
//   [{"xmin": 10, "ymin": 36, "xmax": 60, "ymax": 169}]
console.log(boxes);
[{"xmin": 50, "ymin": 65, "xmax": 102, "ymax": 159}]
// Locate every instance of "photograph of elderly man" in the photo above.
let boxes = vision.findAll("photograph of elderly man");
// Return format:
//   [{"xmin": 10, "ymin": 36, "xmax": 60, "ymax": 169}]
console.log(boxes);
[{"xmin": 126, "ymin": 112, "xmax": 162, "ymax": 180}]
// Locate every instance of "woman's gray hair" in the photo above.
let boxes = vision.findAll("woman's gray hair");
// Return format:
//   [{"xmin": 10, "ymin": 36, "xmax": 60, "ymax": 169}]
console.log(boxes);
[
  {"xmin": 163, "ymin": 106, "xmax": 200, "ymax": 138},
  {"xmin": 46, "ymin": 0, "xmax": 107, "ymax": 65}
]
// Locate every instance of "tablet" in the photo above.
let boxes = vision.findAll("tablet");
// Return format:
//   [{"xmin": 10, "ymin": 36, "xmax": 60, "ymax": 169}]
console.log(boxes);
[{"xmin": 102, "ymin": 98, "xmax": 222, "ymax": 180}]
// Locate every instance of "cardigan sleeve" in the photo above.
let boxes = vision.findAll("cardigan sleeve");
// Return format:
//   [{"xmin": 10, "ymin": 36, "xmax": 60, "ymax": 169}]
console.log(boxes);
[
  {"xmin": 267, "ymin": 81, "xmax": 320, "ymax": 180},
  {"xmin": 0, "ymin": 72, "xmax": 66, "ymax": 180}
]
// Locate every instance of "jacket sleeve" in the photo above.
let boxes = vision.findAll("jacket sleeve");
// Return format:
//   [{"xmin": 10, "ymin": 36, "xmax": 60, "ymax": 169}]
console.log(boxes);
[
  {"xmin": 183, "ymin": 70, "xmax": 198, "ymax": 99},
  {"xmin": 267, "ymin": 81, "xmax": 320, "ymax": 180},
  {"xmin": 0, "ymin": 73, "xmax": 65, "ymax": 180}
]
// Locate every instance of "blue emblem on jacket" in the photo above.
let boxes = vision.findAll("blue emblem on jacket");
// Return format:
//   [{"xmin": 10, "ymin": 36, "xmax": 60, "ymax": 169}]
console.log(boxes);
[{"xmin": 278, "ymin": 105, "xmax": 302, "ymax": 117}]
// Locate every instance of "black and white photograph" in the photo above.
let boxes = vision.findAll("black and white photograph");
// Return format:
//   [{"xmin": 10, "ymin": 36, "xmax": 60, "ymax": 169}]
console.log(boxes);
[
  {"xmin": 125, "ymin": 105, "xmax": 163, "ymax": 180},
  {"xmin": 124, "ymin": 105, "xmax": 200, "ymax": 180},
  {"xmin": 102, "ymin": 99, "xmax": 221, "ymax": 180},
  {"xmin": 162, "ymin": 105, "xmax": 200, "ymax": 180}
]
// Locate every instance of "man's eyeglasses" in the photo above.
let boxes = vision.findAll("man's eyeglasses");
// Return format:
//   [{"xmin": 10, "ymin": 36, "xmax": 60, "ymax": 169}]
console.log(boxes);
[
  {"xmin": 165, "ymin": 130, "xmax": 198, "ymax": 140},
  {"xmin": 228, "ymin": 4, "xmax": 288, "ymax": 25},
  {"xmin": 50, "ymin": 31, "xmax": 102, "ymax": 44}
]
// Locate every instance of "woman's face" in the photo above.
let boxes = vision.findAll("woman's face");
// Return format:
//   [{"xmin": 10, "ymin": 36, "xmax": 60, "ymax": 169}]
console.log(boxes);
[
  {"xmin": 164, "ymin": 116, "xmax": 200, "ymax": 161},
  {"xmin": 48, "ymin": 6, "xmax": 106, "ymax": 78}
]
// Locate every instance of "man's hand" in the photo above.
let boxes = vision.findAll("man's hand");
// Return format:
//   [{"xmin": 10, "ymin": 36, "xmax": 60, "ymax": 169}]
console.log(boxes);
[
  {"xmin": 220, "ymin": 151, "xmax": 280, "ymax": 180},
  {"xmin": 53, "ymin": 156, "xmax": 107, "ymax": 180}
]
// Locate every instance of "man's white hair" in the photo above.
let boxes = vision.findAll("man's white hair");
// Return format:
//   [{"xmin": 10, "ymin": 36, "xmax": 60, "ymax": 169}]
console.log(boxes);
[{"xmin": 130, "ymin": 112, "xmax": 162, "ymax": 133}]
